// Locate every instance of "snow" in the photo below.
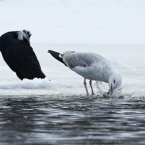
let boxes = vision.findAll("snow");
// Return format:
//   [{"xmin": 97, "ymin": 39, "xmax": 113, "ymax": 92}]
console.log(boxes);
[{"xmin": 0, "ymin": 0, "xmax": 145, "ymax": 99}]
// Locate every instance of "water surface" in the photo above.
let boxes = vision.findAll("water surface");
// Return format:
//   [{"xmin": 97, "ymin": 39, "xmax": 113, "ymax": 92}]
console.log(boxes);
[{"xmin": 0, "ymin": 96, "xmax": 145, "ymax": 145}]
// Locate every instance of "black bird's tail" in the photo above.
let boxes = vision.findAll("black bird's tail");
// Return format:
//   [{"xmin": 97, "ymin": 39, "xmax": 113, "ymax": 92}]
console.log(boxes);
[
  {"xmin": 48, "ymin": 50, "xmax": 67, "ymax": 66},
  {"xmin": 17, "ymin": 70, "xmax": 46, "ymax": 80}
]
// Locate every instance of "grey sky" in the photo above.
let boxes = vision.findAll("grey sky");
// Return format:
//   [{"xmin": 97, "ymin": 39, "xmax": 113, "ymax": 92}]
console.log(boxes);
[{"xmin": 0, "ymin": 0, "xmax": 145, "ymax": 44}]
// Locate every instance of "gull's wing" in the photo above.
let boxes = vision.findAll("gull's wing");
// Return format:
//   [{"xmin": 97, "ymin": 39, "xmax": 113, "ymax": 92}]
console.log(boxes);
[{"xmin": 63, "ymin": 52, "xmax": 110, "ymax": 69}]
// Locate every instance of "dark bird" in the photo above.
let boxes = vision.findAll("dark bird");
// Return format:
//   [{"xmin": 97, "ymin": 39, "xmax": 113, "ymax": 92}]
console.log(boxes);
[{"xmin": 0, "ymin": 30, "xmax": 46, "ymax": 80}]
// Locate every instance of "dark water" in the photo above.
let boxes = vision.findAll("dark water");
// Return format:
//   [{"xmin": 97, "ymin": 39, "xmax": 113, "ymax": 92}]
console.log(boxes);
[{"xmin": 0, "ymin": 96, "xmax": 145, "ymax": 145}]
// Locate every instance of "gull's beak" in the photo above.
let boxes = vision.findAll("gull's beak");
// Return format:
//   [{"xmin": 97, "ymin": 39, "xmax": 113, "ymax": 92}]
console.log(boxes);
[{"xmin": 108, "ymin": 83, "xmax": 113, "ymax": 96}]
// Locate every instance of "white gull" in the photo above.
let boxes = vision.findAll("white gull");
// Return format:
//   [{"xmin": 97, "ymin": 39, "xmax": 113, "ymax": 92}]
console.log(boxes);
[{"xmin": 48, "ymin": 50, "xmax": 122, "ymax": 96}]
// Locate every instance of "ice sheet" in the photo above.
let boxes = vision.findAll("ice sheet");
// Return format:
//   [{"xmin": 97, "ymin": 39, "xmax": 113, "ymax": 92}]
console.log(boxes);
[{"xmin": 0, "ymin": 44, "xmax": 144, "ymax": 100}]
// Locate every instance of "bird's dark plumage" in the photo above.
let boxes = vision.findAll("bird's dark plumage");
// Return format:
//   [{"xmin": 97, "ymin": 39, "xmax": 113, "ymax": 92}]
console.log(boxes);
[
  {"xmin": 48, "ymin": 50, "xmax": 67, "ymax": 66},
  {"xmin": 0, "ymin": 30, "xmax": 46, "ymax": 80}
]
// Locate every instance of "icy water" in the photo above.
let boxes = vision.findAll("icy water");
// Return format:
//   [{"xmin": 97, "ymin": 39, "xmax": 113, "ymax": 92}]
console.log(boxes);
[
  {"xmin": 0, "ymin": 44, "xmax": 145, "ymax": 144},
  {"xmin": 0, "ymin": 96, "xmax": 145, "ymax": 145}
]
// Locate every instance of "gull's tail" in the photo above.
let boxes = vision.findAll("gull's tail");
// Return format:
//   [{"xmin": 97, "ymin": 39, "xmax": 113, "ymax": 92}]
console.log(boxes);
[{"xmin": 48, "ymin": 50, "xmax": 67, "ymax": 66}]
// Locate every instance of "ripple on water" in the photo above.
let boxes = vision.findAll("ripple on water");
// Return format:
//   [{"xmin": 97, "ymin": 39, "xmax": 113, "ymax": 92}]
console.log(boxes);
[{"xmin": 0, "ymin": 95, "xmax": 145, "ymax": 144}]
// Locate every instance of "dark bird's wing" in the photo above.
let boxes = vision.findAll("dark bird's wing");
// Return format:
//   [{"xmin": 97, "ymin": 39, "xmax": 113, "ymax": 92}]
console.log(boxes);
[
  {"xmin": 1, "ymin": 40, "xmax": 46, "ymax": 80},
  {"xmin": 48, "ymin": 50, "xmax": 67, "ymax": 66}
]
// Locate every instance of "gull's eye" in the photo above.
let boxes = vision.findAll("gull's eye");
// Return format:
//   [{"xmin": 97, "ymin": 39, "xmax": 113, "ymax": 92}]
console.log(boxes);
[{"xmin": 114, "ymin": 80, "xmax": 115, "ymax": 83}]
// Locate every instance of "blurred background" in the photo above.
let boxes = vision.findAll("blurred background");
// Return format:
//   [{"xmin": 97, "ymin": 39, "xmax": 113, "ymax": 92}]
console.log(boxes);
[{"xmin": 0, "ymin": 0, "xmax": 145, "ymax": 44}]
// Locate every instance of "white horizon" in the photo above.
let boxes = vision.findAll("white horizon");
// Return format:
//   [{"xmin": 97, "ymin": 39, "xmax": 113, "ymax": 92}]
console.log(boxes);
[{"xmin": 0, "ymin": 0, "xmax": 145, "ymax": 44}]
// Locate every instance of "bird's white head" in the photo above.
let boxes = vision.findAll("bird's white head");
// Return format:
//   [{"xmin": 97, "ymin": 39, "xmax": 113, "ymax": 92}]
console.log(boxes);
[
  {"xmin": 17, "ymin": 30, "xmax": 31, "ymax": 44},
  {"xmin": 108, "ymin": 73, "xmax": 122, "ymax": 95}
]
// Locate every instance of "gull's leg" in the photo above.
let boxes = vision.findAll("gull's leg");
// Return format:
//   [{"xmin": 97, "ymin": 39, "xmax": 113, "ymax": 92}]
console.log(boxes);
[
  {"xmin": 84, "ymin": 79, "xmax": 89, "ymax": 96},
  {"xmin": 89, "ymin": 80, "xmax": 95, "ymax": 96}
]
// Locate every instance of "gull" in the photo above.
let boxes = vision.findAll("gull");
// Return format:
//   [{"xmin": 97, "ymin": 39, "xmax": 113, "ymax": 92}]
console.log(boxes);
[{"xmin": 48, "ymin": 50, "xmax": 122, "ymax": 96}]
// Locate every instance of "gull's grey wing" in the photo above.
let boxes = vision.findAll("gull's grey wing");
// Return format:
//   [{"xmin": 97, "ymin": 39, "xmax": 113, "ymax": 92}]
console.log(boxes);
[{"xmin": 63, "ymin": 52, "xmax": 109, "ymax": 69}]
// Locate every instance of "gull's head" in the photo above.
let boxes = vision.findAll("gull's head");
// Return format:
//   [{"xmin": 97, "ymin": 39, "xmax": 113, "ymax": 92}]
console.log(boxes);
[{"xmin": 108, "ymin": 73, "xmax": 122, "ymax": 95}]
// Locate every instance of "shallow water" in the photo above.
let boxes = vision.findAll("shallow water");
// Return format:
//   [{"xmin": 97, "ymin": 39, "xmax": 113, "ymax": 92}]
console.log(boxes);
[
  {"xmin": 0, "ymin": 44, "xmax": 145, "ymax": 144},
  {"xmin": 0, "ymin": 96, "xmax": 145, "ymax": 145}
]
